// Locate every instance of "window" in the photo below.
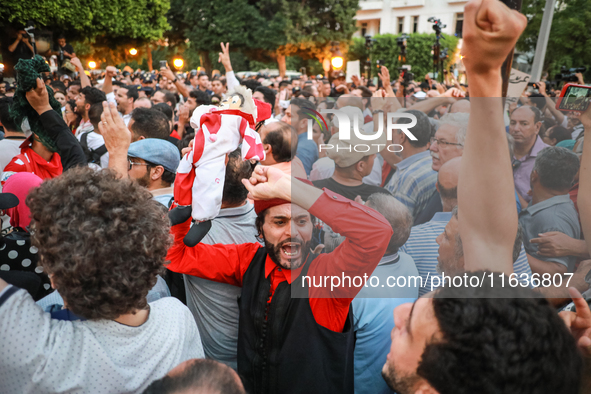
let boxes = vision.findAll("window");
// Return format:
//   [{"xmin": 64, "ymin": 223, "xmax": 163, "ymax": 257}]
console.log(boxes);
[
  {"xmin": 455, "ymin": 13, "xmax": 464, "ymax": 38},
  {"xmin": 398, "ymin": 17, "xmax": 404, "ymax": 34},
  {"xmin": 413, "ymin": 16, "xmax": 419, "ymax": 33},
  {"xmin": 361, "ymin": 23, "xmax": 367, "ymax": 37}
]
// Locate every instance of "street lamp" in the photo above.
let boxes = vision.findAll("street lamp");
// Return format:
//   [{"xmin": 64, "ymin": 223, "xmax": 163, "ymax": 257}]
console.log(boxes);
[
  {"xmin": 173, "ymin": 58, "xmax": 184, "ymax": 70},
  {"xmin": 88, "ymin": 61, "xmax": 97, "ymax": 69},
  {"xmin": 330, "ymin": 42, "xmax": 344, "ymax": 70},
  {"xmin": 129, "ymin": 48, "xmax": 138, "ymax": 56}
]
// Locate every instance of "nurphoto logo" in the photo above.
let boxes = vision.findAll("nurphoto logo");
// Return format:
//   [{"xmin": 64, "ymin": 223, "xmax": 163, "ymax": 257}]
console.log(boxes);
[{"xmin": 303, "ymin": 108, "xmax": 418, "ymax": 153}]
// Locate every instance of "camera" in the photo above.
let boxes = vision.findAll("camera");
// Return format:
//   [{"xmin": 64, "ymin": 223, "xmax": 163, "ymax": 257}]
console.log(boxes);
[
  {"xmin": 556, "ymin": 67, "xmax": 586, "ymax": 82},
  {"xmin": 427, "ymin": 17, "xmax": 446, "ymax": 35},
  {"xmin": 399, "ymin": 67, "xmax": 414, "ymax": 87}
]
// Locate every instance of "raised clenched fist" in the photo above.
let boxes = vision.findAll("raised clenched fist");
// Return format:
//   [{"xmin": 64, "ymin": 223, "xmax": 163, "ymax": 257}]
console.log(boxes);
[{"xmin": 462, "ymin": 0, "xmax": 527, "ymax": 74}]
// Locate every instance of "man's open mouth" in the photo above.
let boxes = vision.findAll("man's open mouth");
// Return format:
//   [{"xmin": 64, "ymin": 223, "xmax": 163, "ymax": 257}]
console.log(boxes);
[{"xmin": 281, "ymin": 242, "xmax": 302, "ymax": 259}]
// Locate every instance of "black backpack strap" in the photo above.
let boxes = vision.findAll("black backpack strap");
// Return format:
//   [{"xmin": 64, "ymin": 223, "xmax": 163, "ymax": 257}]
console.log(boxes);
[
  {"xmin": 80, "ymin": 131, "xmax": 89, "ymax": 150},
  {"xmin": 168, "ymin": 196, "xmax": 175, "ymax": 209},
  {"xmin": 93, "ymin": 145, "xmax": 108, "ymax": 160}
]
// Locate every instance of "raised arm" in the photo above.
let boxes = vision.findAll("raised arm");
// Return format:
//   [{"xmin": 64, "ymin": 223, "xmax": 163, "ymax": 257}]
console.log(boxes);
[
  {"xmin": 458, "ymin": 0, "xmax": 527, "ymax": 274},
  {"xmin": 220, "ymin": 43, "xmax": 240, "ymax": 92},
  {"xmin": 579, "ymin": 105, "xmax": 591, "ymax": 255},
  {"xmin": 102, "ymin": 66, "xmax": 117, "ymax": 95},
  {"xmin": 70, "ymin": 57, "xmax": 91, "ymax": 88},
  {"xmin": 160, "ymin": 66, "xmax": 190, "ymax": 99}
]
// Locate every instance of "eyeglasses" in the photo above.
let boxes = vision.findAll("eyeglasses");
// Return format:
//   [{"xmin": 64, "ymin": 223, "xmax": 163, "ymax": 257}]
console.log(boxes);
[
  {"xmin": 128, "ymin": 159, "xmax": 149, "ymax": 171},
  {"xmin": 430, "ymin": 137, "xmax": 463, "ymax": 147}
]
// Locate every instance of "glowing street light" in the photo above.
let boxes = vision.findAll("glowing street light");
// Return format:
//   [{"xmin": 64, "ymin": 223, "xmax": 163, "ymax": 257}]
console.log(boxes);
[
  {"xmin": 330, "ymin": 42, "xmax": 344, "ymax": 70},
  {"xmin": 129, "ymin": 48, "xmax": 138, "ymax": 56},
  {"xmin": 88, "ymin": 61, "xmax": 97, "ymax": 69},
  {"xmin": 173, "ymin": 58, "xmax": 184, "ymax": 70}
]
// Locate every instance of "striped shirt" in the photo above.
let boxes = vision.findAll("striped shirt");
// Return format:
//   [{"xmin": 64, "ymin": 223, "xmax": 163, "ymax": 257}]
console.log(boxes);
[
  {"xmin": 401, "ymin": 212, "xmax": 533, "ymax": 296},
  {"xmin": 385, "ymin": 150, "xmax": 437, "ymax": 219}
]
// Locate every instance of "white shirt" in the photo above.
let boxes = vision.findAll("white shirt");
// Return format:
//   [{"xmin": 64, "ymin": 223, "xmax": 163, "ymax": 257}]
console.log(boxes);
[
  {"xmin": 0, "ymin": 138, "xmax": 25, "ymax": 187},
  {"xmin": 0, "ymin": 287, "xmax": 204, "ymax": 394},
  {"xmin": 77, "ymin": 131, "xmax": 109, "ymax": 169}
]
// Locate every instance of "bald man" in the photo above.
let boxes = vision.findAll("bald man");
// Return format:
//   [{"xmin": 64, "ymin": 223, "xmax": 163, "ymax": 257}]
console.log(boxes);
[
  {"xmin": 400, "ymin": 157, "xmax": 463, "ymax": 295},
  {"xmin": 143, "ymin": 359, "xmax": 246, "ymax": 394},
  {"xmin": 450, "ymin": 99, "xmax": 471, "ymax": 113}
]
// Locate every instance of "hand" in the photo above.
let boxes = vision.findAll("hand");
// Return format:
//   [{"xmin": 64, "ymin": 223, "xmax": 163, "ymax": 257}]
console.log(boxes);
[
  {"xmin": 537, "ymin": 81, "xmax": 548, "ymax": 96},
  {"xmin": 462, "ymin": 0, "xmax": 527, "ymax": 74},
  {"xmin": 581, "ymin": 103, "xmax": 591, "ymax": 129},
  {"xmin": 218, "ymin": 42, "xmax": 233, "ymax": 72},
  {"xmin": 379, "ymin": 66, "xmax": 391, "ymax": 87},
  {"xmin": 559, "ymin": 288, "xmax": 591, "ymax": 357},
  {"xmin": 576, "ymin": 72, "xmax": 585, "ymax": 85},
  {"xmin": 241, "ymin": 165, "xmax": 290, "ymax": 201},
  {"xmin": 351, "ymin": 75, "xmax": 361, "ymax": 87},
  {"xmin": 26, "ymin": 78, "xmax": 52, "ymax": 115},
  {"xmin": 425, "ymin": 73, "xmax": 432, "ymax": 82},
  {"xmin": 181, "ymin": 138, "xmax": 194, "ymax": 157},
  {"xmin": 442, "ymin": 87, "xmax": 465, "ymax": 98},
  {"xmin": 70, "ymin": 57, "xmax": 83, "ymax": 72},
  {"xmin": 530, "ymin": 231, "xmax": 584, "ymax": 257},
  {"xmin": 99, "ymin": 101, "xmax": 131, "ymax": 157},
  {"xmin": 312, "ymin": 244, "xmax": 325, "ymax": 254},
  {"xmin": 178, "ymin": 104, "xmax": 190, "ymax": 124},
  {"xmin": 160, "ymin": 67, "xmax": 175, "ymax": 81},
  {"xmin": 354, "ymin": 195, "xmax": 365, "ymax": 205},
  {"xmin": 106, "ymin": 66, "xmax": 118, "ymax": 78}
]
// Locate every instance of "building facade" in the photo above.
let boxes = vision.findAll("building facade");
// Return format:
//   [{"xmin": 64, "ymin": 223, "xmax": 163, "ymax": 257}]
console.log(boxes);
[{"xmin": 355, "ymin": 0, "xmax": 468, "ymax": 38}]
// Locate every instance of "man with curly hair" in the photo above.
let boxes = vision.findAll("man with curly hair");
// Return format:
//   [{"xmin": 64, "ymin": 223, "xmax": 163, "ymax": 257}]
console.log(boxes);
[{"xmin": 0, "ymin": 167, "xmax": 204, "ymax": 394}]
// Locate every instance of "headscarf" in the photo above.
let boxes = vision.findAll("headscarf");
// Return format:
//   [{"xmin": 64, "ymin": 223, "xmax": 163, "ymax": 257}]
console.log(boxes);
[{"xmin": 3, "ymin": 172, "xmax": 43, "ymax": 229}]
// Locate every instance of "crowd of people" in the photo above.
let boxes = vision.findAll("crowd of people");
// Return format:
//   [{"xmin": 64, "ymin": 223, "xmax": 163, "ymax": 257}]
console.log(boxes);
[{"xmin": 0, "ymin": 0, "xmax": 591, "ymax": 393}]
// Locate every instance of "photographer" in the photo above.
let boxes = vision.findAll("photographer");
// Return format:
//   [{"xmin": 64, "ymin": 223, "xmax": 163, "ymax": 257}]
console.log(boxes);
[
  {"xmin": 8, "ymin": 30, "xmax": 34, "ymax": 63},
  {"xmin": 51, "ymin": 34, "xmax": 76, "ymax": 74}
]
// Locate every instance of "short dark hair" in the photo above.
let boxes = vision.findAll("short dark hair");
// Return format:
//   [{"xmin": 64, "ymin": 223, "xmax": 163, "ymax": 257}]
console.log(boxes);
[
  {"xmin": 279, "ymin": 81, "xmax": 289, "ymax": 88},
  {"xmin": 189, "ymin": 89, "xmax": 211, "ymax": 106},
  {"xmin": 396, "ymin": 110, "xmax": 431, "ymax": 148},
  {"xmin": 290, "ymin": 97, "xmax": 316, "ymax": 122},
  {"xmin": 122, "ymin": 85, "xmax": 139, "ymax": 102},
  {"xmin": 88, "ymin": 102, "xmax": 104, "ymax": 130},
  {"xmin": 50, "ymin": 80, "xmax": 67, "ymax": 95},
  {"xmin": 262, "ymin": 121, "xmax": 297, "ymax": 163},
  {"xmin": 243, "ymin": 80, "xmax": 261, "ymax": 92},
  {"xmin": 0, "ymin": 97, "xmax": 19, "ymax": 132},
  {"xmin": 222, "ymin": 149, "xmax": 254, "ymax": 206},
  {"xmin": 153, "ymin": 103, "xmax": 174, "ymax": 122},
  {"xmin": 254, "ymin": 86, "xmax": 276, "ymax": 112},
  {"xmin": 158, "ymin": 89, "xmax": 177, "ymax": 108},
  {"xmin": 419, "ymin": 273, "xmax": 582, "ymax": 394},
  {"xmin": 27, "ymin": 167, "xmax": 171, "ymax": 320},
  {"xmin": 356, "ymin": 86, "xmax": 372, "ymax": 97},
  {"xmin": 546, "ymin": 126, "xmax": 572, "ymax": 144},
  {"xmin": 533, "ymin": 146, "xmax": 579, "ymax": 191},
  {"xmin": 130, "ymin": 108, "xmax": 171, "ymax": 140},
  {"xmin": 198, "ymin": 72, "xmax": 208, "ymax": 80},
  {"xmin": 143, "ymin": 359, "xmax": 245, "ymax": 394},
  {"xmin": 528, "ymin": 93, "xmax": 546, "ymax": 111},
  {"xmin": 80, "ymin": 87, "xmax": 107, "ymax": 106}
]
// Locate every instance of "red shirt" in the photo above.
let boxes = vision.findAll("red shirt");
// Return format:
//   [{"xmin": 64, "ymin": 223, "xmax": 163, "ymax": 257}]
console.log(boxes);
[
  {"xmin": 2, "ymin": 143, "xmax": 62, "ymax": 185},
  {"xmin": 166, "ymin": 189, "xmax": 392, "ymax": 332}
]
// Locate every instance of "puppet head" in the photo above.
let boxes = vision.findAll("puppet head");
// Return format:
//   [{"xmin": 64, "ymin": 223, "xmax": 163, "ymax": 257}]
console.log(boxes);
[{"xmin": 221, "ymin": 85, "xmax": 257, "ymax": 120}]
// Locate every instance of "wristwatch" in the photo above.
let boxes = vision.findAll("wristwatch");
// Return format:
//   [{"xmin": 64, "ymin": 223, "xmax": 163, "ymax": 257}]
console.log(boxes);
[
  {"xmin": 372, "ymin": 109, "xmax": 384, "ymax": 115},
  {"xmin": 172, "ymin": 77, "xmax": 178, "ymax": 83}
]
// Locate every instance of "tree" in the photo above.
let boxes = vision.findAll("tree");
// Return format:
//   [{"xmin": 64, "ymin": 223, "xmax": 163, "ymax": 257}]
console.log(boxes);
[
  {"xmin": 348, "ymin": 33, "xmax": 459, "ymax": 81},
  {"xmin": 0, "ymin": 0, "xmax": 170, "ymax": 40},
  {"xmin": 517, "ymin": 0, "xmax": 591, "ymax": 80},
  {"xmin": 167, "ymin": 0, "xmax": 285, "ymax": 73}
]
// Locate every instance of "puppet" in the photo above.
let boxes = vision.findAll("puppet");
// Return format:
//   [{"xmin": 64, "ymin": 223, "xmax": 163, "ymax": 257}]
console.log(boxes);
[{"xmin": 169, "ymin": 86, "xmax": 270, "ymax": 246}]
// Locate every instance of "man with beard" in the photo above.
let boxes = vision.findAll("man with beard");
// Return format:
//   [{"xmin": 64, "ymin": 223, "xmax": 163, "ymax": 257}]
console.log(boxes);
[
  {"xmin": 127, "ymin": 138, "xmax": 180, "ymax": 207},
  {"xmin": 165, "ymin": 165, "xmax": 392, "ymax": 394},
  {"xmin": 381, "ymin": 1, "xmax": 583, "ymax": 393},
  {"xmin": 74, "ymin": 86, "xmax": 106, "ymax": 136}
]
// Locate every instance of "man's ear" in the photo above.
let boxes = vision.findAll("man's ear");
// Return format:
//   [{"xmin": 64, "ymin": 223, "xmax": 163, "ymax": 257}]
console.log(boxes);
[
  {"xmin": 264, "ymin": 144, "xmax": 272, "ymax": 156},
  {"xmin": 151, "ymin": 165, "xmax": 165, "ymax": 181},
  {"xmin": 435, "ymin": 181, "xmax": 440, "ymax": 193},
  {"xmin": 531, "ymin": 169, "xmax": 539, "ymax": 184},
  {"xmin": 298, "ymin": 117, "xmax": 308, "ymax": 133},
  {"xmin": 414, "ymin": 383, "xmax": 440, "ymax": 394}
]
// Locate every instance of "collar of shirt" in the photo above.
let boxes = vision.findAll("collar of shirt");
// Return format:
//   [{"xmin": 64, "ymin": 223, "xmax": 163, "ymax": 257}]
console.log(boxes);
[
  {"xmin": 216, "ymin": 202, "xmax": 254, "ymax": 218},
  {"xmin": 431, "ymin": 211, "xmax": 452, "ymax": 222},
  {"xmin": 150, "ymin": 186, "xmax": 174, "ymax": 197},
  {"xmin": 523, "ymin": 194, "xmax": 573, "ymax": 216},
  {"xmin": 264, "ymin": 254, "xmax": 307, "ymax": 284},
  {"xmin": 395, "ymin": 150, "xmax": 431, "ymax": 171},
  {"xmin": 378, "ymin": 252, "xmax": 400, "ymax": 266},
  {"xmin": 517, "ymin": 136, "xmax": 548, "ymax": 162}
]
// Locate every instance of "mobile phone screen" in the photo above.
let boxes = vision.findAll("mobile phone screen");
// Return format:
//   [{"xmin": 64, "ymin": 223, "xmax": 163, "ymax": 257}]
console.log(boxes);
[{"xmin": 558, "ymin": 85, "xmax": 591, "ymax": 112}]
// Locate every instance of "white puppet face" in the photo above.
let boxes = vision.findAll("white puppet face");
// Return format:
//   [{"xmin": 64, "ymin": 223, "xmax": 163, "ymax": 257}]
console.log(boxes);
[{"xmin": 219, "ymin": 94, "xmax": 243, "ymax": 110}]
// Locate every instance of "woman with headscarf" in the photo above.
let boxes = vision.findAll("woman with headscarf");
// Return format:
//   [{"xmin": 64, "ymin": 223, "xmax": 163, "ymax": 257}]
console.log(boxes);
[{"xmin": 0, "ymin": 172, "xmax": 51, "ymax": 299}]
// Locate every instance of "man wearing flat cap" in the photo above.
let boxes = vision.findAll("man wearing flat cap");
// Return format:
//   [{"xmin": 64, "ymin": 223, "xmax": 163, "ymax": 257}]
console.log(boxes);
[{"xmin": 166, "ymin": 165, "xmax": 392, "ymax": 394}]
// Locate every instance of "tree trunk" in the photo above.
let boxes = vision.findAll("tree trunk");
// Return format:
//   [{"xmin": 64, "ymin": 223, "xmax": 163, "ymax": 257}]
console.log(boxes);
[
  {"xmin": 277, "ymin": 52, "xmax": 286, "ymax": 78},
  {"xmin": 146, "ymin": 43, "xmax": 153, "ymax": 72},
  {"xmin": 200, "ymin": 51, "xmax": 212, "ymax": 75}
]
